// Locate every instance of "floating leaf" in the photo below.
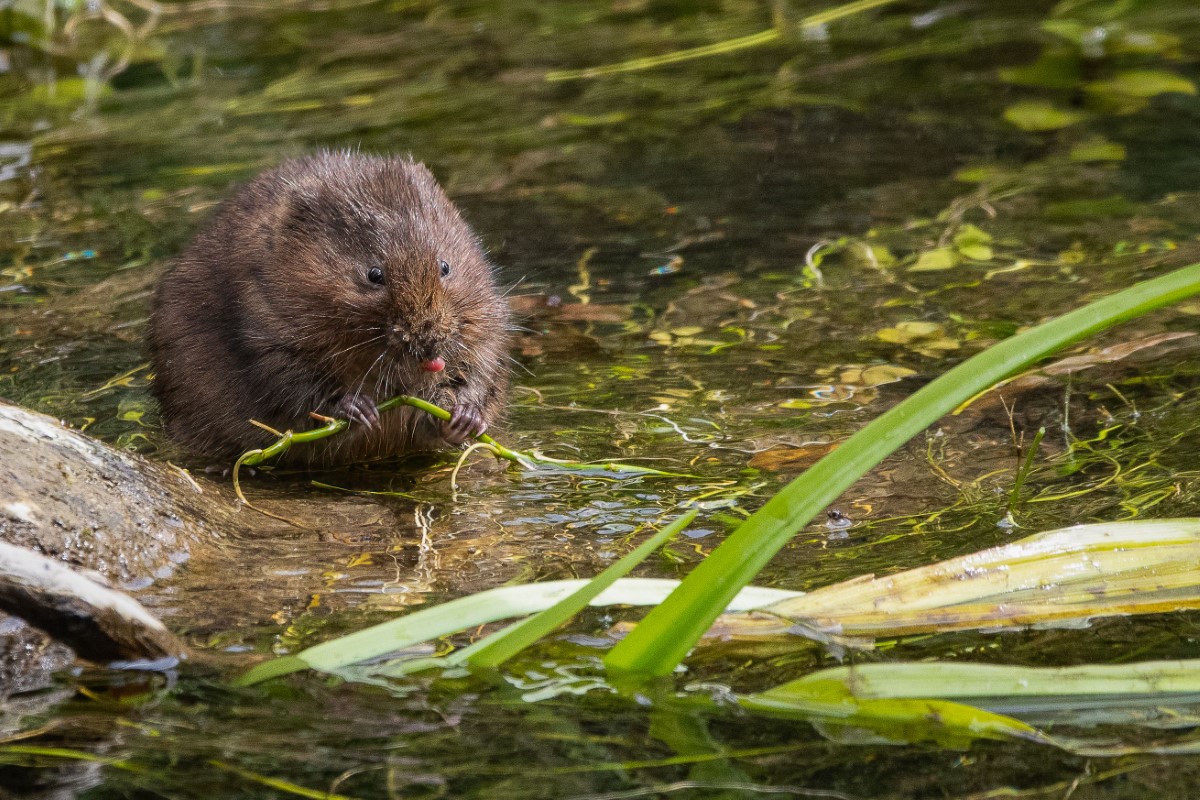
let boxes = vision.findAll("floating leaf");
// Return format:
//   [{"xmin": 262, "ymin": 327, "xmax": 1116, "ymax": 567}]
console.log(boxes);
[
  {"xmin": 876, "ymin": 320, "xmax": 943, "ymax": 344},
  {"xmin": 846, "ymin": 243, "xmax": 896, "ymax": 269},
  {"xmin": 908, "ymin": 247, "xmax": 958, "ymax": 272},
  {"xmin": 875, "ymin": 322, "xmax": 959, "ymax": 355},
  {"xmin": 953, "ymin": 224, "xmax": 994, "ymax": 261},
  {"xmin": 1109, "ymin": 30, "xmax": 1182, "ymax": 58},
  {"xmin": 562, "ymin": 111, "xmax": 632, "ymax": 126},
  {"xmin": 1087, "ymin": 70, "xmax": 1196, "ymax": 99},
  {"xmin": 1003, "ymin": 101, "xmax": 1086, "ymax": 132},
  {"xmin": 958, "ymin": 244, "xmax": 993, "ymax": 261},
  {"xmin": 1070, "ymin": 137, "xmax": 1126, "ymax": 162},
  {"xmin": 952, "ymin": 224, "xmax": 993, "ymax": 247},
  {"xmin": 953, "ymin": 165, "xmax": 1007, "ymax": 183},
  {"xmin": 26, "ymin": 78, "xmax": 112, "ymax": 107},
  {"xmin": 839, "ymin": 364, "xmax": 917, "ymax": 386},
  {"xmin": 1039, "ymin": 19, "xmax": 1094, "ymax": 49}
]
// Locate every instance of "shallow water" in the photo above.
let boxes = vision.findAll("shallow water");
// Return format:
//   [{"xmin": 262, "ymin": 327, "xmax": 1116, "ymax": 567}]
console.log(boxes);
[{"xmin": 6, "ymin": 0, "xmax": 1200, "ymax": 797}]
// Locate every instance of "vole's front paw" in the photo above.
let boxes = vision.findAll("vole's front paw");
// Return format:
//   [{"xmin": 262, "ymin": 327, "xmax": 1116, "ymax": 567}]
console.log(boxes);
[
  {"xmin": 332, "ymin": 393, "xmax": 380, "ymax": 429},
  {"xmin": 440, "ymin": 403, "xmax": 488, "ymax": 445}
]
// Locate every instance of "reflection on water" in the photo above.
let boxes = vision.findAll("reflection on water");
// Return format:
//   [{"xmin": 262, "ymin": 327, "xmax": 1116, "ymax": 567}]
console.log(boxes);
[{"xmin": 4, "ymin": 0, "xmax": 1200, "ymax": 796}]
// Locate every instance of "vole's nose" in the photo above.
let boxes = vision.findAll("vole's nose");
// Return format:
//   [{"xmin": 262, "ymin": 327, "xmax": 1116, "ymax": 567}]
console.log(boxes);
[{"xmin": 408, "ymin": 337, "xmax": 445, "ymax": 370}]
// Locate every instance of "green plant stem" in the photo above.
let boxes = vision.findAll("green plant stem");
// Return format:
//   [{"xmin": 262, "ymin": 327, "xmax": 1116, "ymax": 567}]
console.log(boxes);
[
  {"xmin": 1009, "ymin": 426, "xmax": 1046, "ymax": 511},
  {"xmin": 605, "ymin": 263, "xmax": 1200, "ymax": 678},
  {"xmin": 232, "ymin": 395, "xmax": 684, "ymax": 479},
  {"xmin": 376, "ymin": 395, "xmax": 527, "ymax": 465}
]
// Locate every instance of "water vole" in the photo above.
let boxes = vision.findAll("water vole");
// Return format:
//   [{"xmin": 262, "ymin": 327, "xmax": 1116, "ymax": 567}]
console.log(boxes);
[{"xmin": 149, "ymin": 152, "xmax": 510, "ymax": 464}]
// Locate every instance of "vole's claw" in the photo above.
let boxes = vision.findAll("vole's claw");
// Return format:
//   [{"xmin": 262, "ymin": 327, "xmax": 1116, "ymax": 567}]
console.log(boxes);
[
  {"xmin": 334, "ymin": 394, "xmax": 380, "ymax": 429},
  {"xmin": 441, "ymin": 403, "xmax": 487, "ymax": 445}
]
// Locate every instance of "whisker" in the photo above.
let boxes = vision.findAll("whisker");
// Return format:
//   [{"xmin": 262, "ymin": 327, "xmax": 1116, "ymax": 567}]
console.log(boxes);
[
  {"xmin": 505, "ymin": 354, "xmax": 533, "ymax": 377},
  {"xmin": 323, "ymin": 334, "xmax": 388, "ymax": 362},
  {"xmin": 499, "ymin": 275, "xmax": 527, "ymax": 298}
]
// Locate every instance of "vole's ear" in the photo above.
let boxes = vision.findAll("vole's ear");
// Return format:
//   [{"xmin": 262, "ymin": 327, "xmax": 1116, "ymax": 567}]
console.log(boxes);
[
  {"xmin": 279, "ymin": 187, "xmax": 373, "ymax": 246},
  {"xmin": 282, "ymin": 188, "xmax": 328, "ymax": 236}
]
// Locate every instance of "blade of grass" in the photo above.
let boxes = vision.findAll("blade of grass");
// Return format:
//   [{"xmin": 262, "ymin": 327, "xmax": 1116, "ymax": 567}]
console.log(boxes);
[
  {"xmin": 740, "ymin": 667, "xmax": 1200, "ymax": 756},
  {"xmin": 763, "ymin": 519, "xmax": 1200, "ymax": 634},
  {"xmin": 648, "ymin": 520, "xmax": 1200, "ymax": 646},
  {"xmin": 464, "ymin": 509, "xmax": 697, "ymax": 668},
  {"xmin": 0, "ymin": 745, "xmax": 146, "ymax": 772},
  {"xmin": 606, "ymin": 262, "xmax": 1200, "ymax": 677},
  {"xmin": 235, "ymin": 578, "xmax": 800, "ymax": 685},
  {"xmin": 209, "ymin": 761, "xmax": 360, "ymax": 800},
  {"xmin": 787, "ymin": 660, "xmax": 1200, "ymax": 708},
  {"xmin": 739, "ymin": 678, "xmax": 1052, "ymax": 750},
  {"xmin": 545, "ymin": 0, "xmax": 901, "ymax": 81},
  {"xmin": 1008, "ymin": 425, "xmax": 1045, "ymax": 510}
]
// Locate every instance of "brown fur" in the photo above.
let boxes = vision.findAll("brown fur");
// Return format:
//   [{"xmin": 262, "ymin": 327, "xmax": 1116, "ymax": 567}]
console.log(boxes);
[{"xmin": 149, "ymin": 152, "xmax": 510, "ymax": 465}]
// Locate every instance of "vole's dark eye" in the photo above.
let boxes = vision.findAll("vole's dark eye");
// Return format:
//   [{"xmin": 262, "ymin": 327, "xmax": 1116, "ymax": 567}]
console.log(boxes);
[
  {"xmin": 367, "ymin": 267, "xmax": 385, "ymax": 285},
  {"xmin": 439, "ymin": 260, "xmax": 451, "ymax": 278}
]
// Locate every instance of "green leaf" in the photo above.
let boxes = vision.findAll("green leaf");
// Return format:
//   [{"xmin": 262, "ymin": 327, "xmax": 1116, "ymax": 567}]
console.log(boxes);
[
  {"xmin": 740, "ymin": 678, "xmax": 1048, "ymax": 750},
  {"xmin": 787, "ymin": 660, "xmax": 1200, "ymax": 708},
  {"xmin": 1040, "ymin": 19, "xmax": 1090, "ymax": 47},
  {"xmin": 953, "ymin": 165, "xmax": 1007, "ymax": 183},
  {"xmin": 958, "ymin": 244, "xmax": 993, "ymax": 261},
  {"xmin": 604, "ymin": 263, "xmax": 1200, "ymax": 678},
  {"xmin": 740, "ymin": 659, "xmax": 1200, "ymax": 753},
  {"xmin": 908, "ymin": 247, "xmax": 958, "ymax": 272},
  {"xmin": 953, "ymin": 224, "xmax": 994, "ymax": 261},
  {"xmin": 952, "ymin": 223, "xmax": 993, "ymax": 247},
  {"xmin": 1070, "ymin": 137, "xmax": 1126, "ymax": 162},
  {"xmin": 1003, "ymin": 101, "xmax": 1087, "ymax": 132},
  {"xmin": 1087, "ymin": 70, "xmax": 1197, "ymax": 99},
  {"xmin": 26, "ymin": 78, "xmax": 112, "ymax": 107}
]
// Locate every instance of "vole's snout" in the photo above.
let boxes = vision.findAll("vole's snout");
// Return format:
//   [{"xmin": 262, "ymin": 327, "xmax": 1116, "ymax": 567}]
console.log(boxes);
[{"xmin": 392, "ymin": 320, "xmax": 447, "ymax": 367}]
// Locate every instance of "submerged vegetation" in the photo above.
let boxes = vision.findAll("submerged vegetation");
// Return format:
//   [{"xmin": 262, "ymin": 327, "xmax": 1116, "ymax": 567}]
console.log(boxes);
[{"xmin": 5, "ymin": 0, "xmax": 1200, "ymax": 797}]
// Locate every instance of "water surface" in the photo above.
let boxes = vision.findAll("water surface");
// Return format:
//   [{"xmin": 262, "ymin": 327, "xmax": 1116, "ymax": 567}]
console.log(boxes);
[{"xmin": 5, "ymin": 1, "xmax": 1200, "ymax": 797}]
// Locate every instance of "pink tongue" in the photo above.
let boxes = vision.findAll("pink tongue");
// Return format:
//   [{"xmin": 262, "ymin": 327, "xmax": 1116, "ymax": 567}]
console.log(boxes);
[{"xmin": 422, "ymin": 357, "xmax": 446, "ymax": 373}]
